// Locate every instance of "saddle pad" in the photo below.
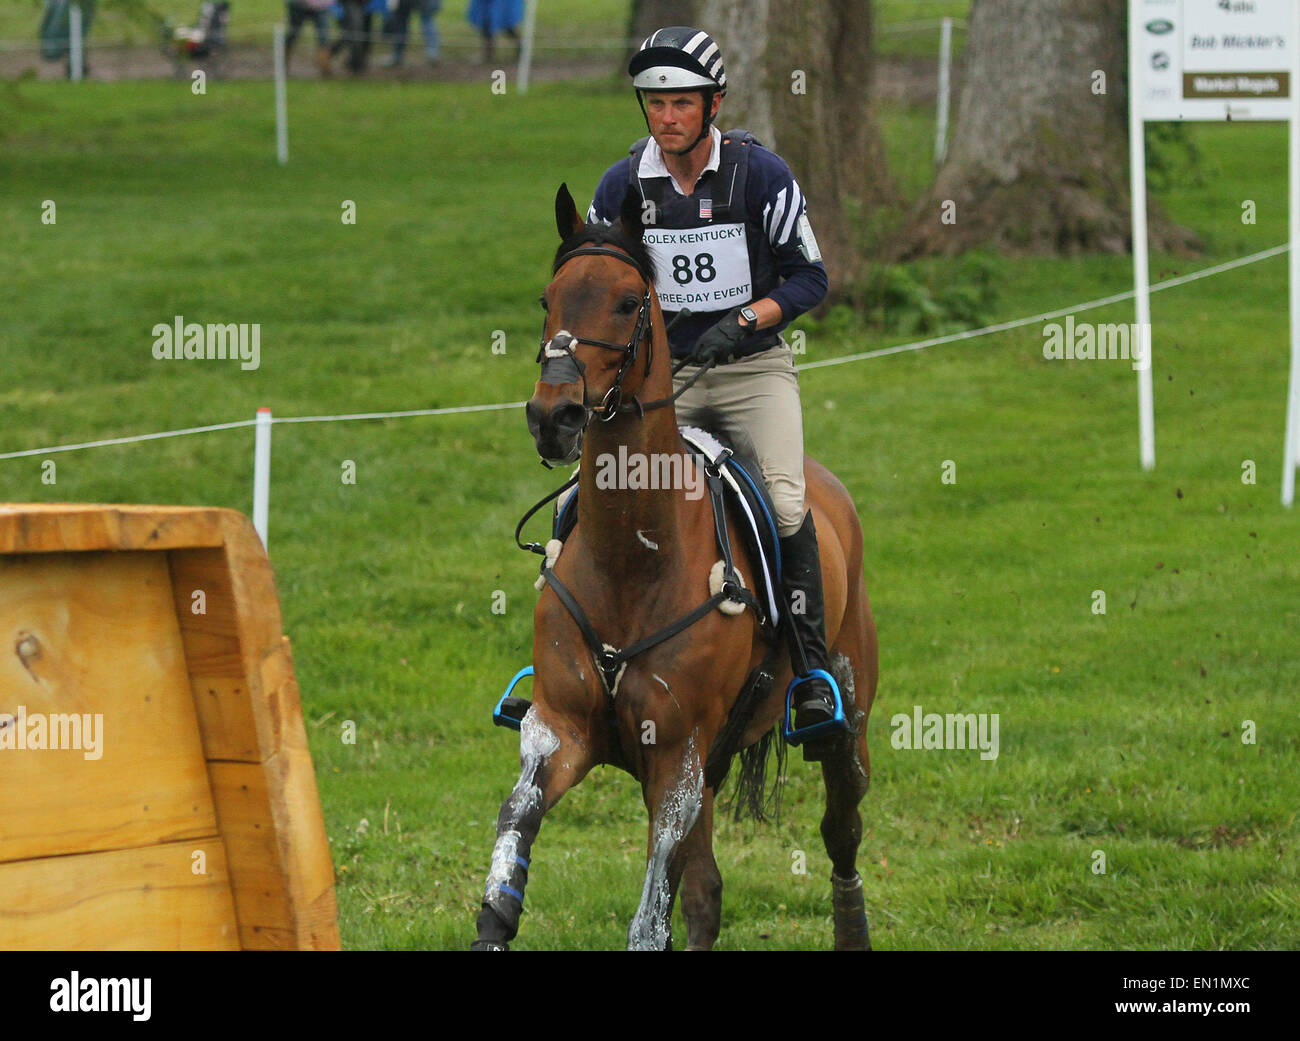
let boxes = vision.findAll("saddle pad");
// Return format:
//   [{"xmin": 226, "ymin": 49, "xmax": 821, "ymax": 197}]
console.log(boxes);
[{"xmin": 678, "ymin": 426, "xmax": 782, "ymax": 623}]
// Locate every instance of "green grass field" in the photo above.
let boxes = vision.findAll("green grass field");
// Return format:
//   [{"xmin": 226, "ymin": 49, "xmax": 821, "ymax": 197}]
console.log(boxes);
[{"xmin": 1, "ymin": 69, "xmax": 1296, "ymax": 950}]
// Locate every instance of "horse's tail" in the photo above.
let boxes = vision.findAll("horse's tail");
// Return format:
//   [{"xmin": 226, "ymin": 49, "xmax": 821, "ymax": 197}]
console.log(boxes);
[
  {"xmin": 724, "ymin": 722, "xmax": 787, "ymax": 824},
  {"xmin": 708, "ymin": 646, "xmax": 788, "ymax": 823}
]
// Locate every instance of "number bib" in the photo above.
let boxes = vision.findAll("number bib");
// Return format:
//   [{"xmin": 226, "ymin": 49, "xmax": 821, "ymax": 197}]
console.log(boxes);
[{"xmin": 642, "ymin": 223, "xmax": 753, "ymax": 313}]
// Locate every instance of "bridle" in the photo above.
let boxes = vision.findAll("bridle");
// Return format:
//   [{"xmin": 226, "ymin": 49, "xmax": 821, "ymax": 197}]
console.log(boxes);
[
  {"xmin": 536, "ymin": 245, "xmax": 656, "ymax": 426},
  {"xmin": 535, "ymin": 243, "xmax": 713, "ymax": 439}
]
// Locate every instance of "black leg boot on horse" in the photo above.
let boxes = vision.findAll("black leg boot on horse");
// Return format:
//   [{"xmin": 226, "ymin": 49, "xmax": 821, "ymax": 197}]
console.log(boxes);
[{"xmin": 780, "ymin": 510, "xmax": 850, "ymax": 758}]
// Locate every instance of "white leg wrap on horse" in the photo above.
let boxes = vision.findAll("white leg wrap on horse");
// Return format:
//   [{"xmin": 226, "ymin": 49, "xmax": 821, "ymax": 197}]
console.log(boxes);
[{"xmin": 482, "ymin": 710, "xmax": 559, "ymax": 920}]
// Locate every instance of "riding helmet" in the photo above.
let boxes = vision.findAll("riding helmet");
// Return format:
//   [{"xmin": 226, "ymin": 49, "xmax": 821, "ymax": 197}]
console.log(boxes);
[{"xmin": 628, "ymin": 26, "xmax": 728, "ymax": 96}]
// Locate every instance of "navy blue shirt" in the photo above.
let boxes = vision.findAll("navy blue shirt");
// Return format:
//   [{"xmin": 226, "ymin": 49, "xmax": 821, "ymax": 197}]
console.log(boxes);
[{"xmin": 588, "ymin": 128, "xmax": 829, "ymax": 358}]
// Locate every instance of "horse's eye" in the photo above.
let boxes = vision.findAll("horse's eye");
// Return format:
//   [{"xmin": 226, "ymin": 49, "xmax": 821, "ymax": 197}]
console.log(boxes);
[
  {"xmin": 538, "ymin": 295, "xmax": 549, "ymax": 312},
  {"xmin": 617, "ymin": 295, "xmax": 639, "ymax": 315}
]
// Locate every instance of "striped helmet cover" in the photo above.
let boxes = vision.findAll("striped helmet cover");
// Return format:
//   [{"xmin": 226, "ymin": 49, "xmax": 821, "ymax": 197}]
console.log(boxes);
[{"xmin": 629, "ymin": 26, "xmax": 728, "ymax": 97}]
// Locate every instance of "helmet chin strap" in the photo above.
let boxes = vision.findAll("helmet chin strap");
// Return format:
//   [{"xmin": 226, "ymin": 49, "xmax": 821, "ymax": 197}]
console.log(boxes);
[{"xmin": 637, "ymin": 88, "xmax": 718, "ymax": 157}]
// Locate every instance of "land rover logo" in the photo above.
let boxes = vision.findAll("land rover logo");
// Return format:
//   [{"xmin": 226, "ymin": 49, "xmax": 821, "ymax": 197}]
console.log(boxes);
[{"xmin": 1145, "ymin": 19, "xmax": 1174, "ymax": 34}]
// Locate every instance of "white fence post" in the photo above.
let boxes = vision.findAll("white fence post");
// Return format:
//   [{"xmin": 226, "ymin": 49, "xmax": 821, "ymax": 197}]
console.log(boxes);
[
  {"xmin": 518, "ymin": 0, "xmax": 539, "ymax": 95},
  {"xmin": 1284, "ymin": 0, "xmax": 1300, "ymax": 506},
  {"xmin": 274, "ymin": 24, "xmax": 289, "ymax": 165},
  {"xmin": 1128, "ymin": 5, "xmax": 1155, "ymax": 471},
  {"xmin": 253, "ymin": 408, "xmax": 272, "ymax": 549},
  {"xmin": 69, "ymin": 3, "xmax": 83, "ymax": 82}
]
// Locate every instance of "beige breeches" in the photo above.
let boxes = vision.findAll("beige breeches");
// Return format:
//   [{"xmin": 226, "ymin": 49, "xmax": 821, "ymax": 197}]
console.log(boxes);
[{"xmin": 672, "ymin": 339, "xmax": 807, "ymax": 537}]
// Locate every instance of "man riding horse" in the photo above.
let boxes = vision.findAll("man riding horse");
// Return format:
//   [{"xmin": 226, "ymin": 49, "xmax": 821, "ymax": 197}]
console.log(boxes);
[
  {"xmin": 473, "ymin": 27, "xmax": 880, "ymax": 950},
  {"xmin": 586, "ymin": 26, "xmax": 845, "ymax": 744}
]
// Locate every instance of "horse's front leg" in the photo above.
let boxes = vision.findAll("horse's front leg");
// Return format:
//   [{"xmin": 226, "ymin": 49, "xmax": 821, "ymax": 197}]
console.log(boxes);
[
  {"xmin": 472, "ymin": 705, "xmax": 592, "ymax": 950},
  {"xmin": 679, "ymin": 789, "xmax": 723, "ymax": 950},
  {"xmin": 627, "ymin": 733, "xmax": 704, "ymax": 951}
]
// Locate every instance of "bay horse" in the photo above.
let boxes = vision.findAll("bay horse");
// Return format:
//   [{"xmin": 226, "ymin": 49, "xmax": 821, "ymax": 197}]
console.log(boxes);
[{"xmin": 471, "ymin": 184, "xmax": 879, "ymax": 951}]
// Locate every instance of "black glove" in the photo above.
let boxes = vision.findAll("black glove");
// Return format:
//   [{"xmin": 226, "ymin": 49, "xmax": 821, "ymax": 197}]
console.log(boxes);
[{"xmin": 690, "ymin": 307, "xmax": 751, "ymax": 366}]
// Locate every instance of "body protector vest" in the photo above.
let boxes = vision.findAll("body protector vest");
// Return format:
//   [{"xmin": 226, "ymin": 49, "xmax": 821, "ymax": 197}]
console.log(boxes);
[{"xmin": 628, "ymin": 129, "xmax": 783, "ymax": 360}]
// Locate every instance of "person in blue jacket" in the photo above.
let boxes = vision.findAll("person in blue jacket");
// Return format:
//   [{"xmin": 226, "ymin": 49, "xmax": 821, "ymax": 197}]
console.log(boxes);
[{"xmin": 467, "ymin": 0, "xmax": 522, "ymax": 63}]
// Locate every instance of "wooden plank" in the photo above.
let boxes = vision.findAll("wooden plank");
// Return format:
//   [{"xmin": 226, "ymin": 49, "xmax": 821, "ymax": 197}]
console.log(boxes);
[
  {"xmin": 210, "ymin": 761, "xmax": 299, "ymax": 950},
  {"xmin": 208, "ymin": 644, "xmax": 339, "ymax": 951},
  {"xmin": 213, "ymin": 511, "xmax": 289, "ymax": 757},
  {"xmin": 257, "ymin": 637, "xmax": 339, "ymax": 950},
  {"xmin": 168, "ymin": 548, "xmax": 259, "ymax": 762},
  {"xmin": 0, "ymin": 504, "xmax": 228, "ymax": 555},
  {"xmin": 0, "ymin": 838, "xmax": 240, "ymax": 950},
  {"xmin": 0, "ymin": 552, "xmax": 218, "ymax": 864},
  {"xmin": 205, "ymin": 513, "xmax": 340, "ymax": 950}
]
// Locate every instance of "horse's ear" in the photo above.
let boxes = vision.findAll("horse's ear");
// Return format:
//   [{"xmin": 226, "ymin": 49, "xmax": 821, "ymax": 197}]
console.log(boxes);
[
  {"xmin": 555, "ymin": 183, "xmax": 584, "ymax": 241},
  {"xmin": 618, "ymin": 186, "xmax": 645, "ymax": 244}
]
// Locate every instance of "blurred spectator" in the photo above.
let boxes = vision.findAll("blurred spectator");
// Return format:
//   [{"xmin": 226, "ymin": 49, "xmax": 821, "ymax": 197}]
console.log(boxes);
[
  {"xmin": 383, "ymin": 0, "xmax": 442, "ymax": 67},
  {"xmin": 331, "ymin": 0, "xmax": 385, "ymax": 73},
  {"xmin": 39, "ymin": 0, "xmax": 98, "ymax": 78},
  {"xmin": 467, "ymin": 0, "xmax": 522, "ymax": 64},
  {"xmin": 285, "ymin": 0, "xmax": 334, "ymax": 74},
  {"xmin": 418, "ymin": 0, "xmax": 443, "ymax": 63}
]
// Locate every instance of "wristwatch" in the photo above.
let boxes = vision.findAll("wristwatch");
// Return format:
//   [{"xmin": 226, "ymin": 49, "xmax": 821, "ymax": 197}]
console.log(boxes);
[{"xmin": 739, "ymin": 306, "xmax": 759, "ymax": 329}]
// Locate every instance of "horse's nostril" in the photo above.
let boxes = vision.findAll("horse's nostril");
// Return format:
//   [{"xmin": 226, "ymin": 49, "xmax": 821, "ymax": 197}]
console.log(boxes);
[{"xmin": 552, "ymin": 402, "xmax": 587, "ymax": 435}]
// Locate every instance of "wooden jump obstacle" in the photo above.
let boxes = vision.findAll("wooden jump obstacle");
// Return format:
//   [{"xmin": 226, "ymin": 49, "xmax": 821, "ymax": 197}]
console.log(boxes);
[{"xmin": 0, "ymin": 504, "xmax": 339, "ymax": 950}]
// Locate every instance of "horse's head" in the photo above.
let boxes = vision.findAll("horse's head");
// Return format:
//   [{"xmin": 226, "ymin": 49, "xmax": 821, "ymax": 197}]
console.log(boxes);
[{"xmin": 526, "ymin": 183, "xmax": 658, "ymax": 467}]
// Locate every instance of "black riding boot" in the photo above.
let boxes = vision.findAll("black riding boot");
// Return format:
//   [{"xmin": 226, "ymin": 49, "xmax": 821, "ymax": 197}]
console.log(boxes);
[{"xmin": 779, "ymin": 511, "xmax": 843, "ymax": 745}]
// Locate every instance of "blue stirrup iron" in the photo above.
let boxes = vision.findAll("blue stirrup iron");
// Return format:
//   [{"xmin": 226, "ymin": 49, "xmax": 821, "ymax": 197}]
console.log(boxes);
[
  {"xmin": 782, "ymin": 668, "xmax": 846, "ymax": 745},
  {"xmin": 493, "ymin": 666, "xmax": 534, "ymax": 731}
]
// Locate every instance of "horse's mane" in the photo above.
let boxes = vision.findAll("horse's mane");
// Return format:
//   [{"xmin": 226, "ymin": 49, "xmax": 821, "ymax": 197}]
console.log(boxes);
[{"xmin": 553, "ymin": 222, "xmax": 657, "ymax": 285}]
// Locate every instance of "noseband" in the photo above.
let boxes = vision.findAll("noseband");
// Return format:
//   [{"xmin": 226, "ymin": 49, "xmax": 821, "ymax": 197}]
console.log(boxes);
[{"xmin": 536, "ymin": 245, "xmax": 655, "ymax": 423}]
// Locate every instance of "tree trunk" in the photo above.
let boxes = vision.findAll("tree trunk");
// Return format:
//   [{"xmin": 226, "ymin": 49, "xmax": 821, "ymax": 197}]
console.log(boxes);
[
  {"xmin": 697, "ymin": 0, "xmax": 898, "ymax": 287},
  {"xmin": 895, "ymin": 0, "xmax": 1199, "ymax": 258},
  {"xmin": 629, "ymin": 0, "xmax": 698, "ymax": 54}
]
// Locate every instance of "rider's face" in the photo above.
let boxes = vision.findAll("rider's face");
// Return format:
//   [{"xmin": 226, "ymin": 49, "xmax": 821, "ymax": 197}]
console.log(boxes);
[{"xmin": 645, "ymin": 91, "xmax": 720, "ymax": 156}]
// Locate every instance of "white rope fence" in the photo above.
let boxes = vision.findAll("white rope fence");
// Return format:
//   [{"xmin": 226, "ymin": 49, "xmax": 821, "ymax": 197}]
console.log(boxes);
[
  {"xmin": 798, "ymin": 243, "xmax": 1291, "ymax": 371},
  {"xmin": 0, "ymin": 242, "xmax": 1291, "ymax": 544}
]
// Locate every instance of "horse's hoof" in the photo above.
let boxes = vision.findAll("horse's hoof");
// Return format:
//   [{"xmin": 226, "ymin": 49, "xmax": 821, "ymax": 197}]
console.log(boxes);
[{"xmin": 470, "ymin": 940, "xmax": 509, "ymax": 951}]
